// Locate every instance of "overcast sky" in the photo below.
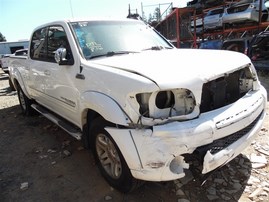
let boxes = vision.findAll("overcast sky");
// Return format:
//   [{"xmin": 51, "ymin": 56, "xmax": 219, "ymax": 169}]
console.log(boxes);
[{"xmin": 0, "ymin": 0, "xmax": 189, "ymax": 41}]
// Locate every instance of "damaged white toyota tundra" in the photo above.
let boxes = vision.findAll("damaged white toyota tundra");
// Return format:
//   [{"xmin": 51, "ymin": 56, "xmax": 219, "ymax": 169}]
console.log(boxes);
[{"xmin": 9, "ymin": 19, "xmax": 267, "ymax": 192}]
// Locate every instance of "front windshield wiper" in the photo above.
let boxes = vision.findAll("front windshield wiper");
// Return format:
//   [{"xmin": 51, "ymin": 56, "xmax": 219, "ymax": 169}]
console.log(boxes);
[
  {"xmin": 88, "ymin": 51, "xmax": 139, "ymax": 59},
  {"xmin": 142, "ymin": 46, "xmax": 173, "ymax": 51}
]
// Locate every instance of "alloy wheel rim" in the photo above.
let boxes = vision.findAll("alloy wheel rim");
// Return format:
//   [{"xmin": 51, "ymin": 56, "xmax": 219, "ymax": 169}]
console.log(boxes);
[{"xmin": 96, "ymin": 133, "xmax": 122, "ymax": 179}]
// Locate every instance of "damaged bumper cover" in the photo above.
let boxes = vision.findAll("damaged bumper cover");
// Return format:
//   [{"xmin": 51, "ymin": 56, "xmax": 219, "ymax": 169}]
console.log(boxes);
[{"xmin": 106, "ymin": 87, "xmax": 267, "ymax": 181}]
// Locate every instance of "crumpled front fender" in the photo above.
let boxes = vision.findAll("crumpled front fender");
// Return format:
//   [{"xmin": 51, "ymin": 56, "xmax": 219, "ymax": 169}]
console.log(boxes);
[{"xmin": 81, "ymin": 91, "xmax": 131, "ymax": 126}]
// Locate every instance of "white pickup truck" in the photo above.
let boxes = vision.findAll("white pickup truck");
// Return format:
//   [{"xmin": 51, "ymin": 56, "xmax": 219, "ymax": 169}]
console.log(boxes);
[{"xmin": 9, "ymin": 19, "xmax": 267, "ymax": 193}]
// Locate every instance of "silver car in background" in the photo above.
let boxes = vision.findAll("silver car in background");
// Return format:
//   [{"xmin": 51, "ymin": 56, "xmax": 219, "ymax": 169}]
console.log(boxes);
[
  {"xmin": 191, "ymin": 7, "xmax": 224, "ymax": 33},
  {"xmin": 222, "ymin": 0, "xmax": 269, "ymax": 26},
  {"xmin": 204, "ymin": 7, "xmax": 224, "ymax": 30}
]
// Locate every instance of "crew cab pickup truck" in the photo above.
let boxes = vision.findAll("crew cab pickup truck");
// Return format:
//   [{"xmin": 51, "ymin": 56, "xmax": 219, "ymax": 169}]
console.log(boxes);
[{"xmin": 9, "ymin": 19, "xmax": 267, "ymax": 193}]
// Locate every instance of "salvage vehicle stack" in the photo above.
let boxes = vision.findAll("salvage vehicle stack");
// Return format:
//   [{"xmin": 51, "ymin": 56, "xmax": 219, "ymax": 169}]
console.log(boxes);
[{"xmin": 155, "ymin": 0, "xmax": 269, "ymax": 71}]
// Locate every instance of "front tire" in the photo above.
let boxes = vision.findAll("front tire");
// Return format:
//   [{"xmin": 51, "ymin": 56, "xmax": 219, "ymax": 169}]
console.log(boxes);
[
  {"xmin": 8, "ymin": 77, "xmax": 15, "ymax": 91},
  {"xmin": 17, "ymin": 85, "xmax": 34, "ymax": 116},
  {"xmin": 90, "ymin": 117, "xmax": 138, "ymax": 193}
]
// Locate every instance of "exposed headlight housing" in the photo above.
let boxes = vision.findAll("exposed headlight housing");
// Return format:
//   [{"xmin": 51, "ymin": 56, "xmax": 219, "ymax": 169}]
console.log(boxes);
[{"xmin": 136, "ymin": 88, "xmax": 196, "ymax": 119}]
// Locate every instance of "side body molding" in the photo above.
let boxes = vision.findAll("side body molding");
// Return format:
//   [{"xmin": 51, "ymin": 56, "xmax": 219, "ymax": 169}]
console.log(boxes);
[{"xmin": 81, "ymin": 91, "xmax": 131, "ymax": 126}]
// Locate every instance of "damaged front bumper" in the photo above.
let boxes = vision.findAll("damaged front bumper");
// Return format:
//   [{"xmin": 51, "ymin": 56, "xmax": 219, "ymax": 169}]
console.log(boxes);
[{"xmin": 106, "ymin": 86, "xmax": 267, "ymax": 181}]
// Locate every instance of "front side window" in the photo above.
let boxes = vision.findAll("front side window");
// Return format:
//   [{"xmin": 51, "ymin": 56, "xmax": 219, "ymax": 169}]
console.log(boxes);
[
  {"xmin": 30, "ymin": 25, "xmax": 73, "ymax": 63},
  {"xmin": 70, "ymin": 20, "xmax": 173, "ymax": 59},
  {"xmin": 47, "ymin": 26, "xmax": 71, "ymax": 62}
]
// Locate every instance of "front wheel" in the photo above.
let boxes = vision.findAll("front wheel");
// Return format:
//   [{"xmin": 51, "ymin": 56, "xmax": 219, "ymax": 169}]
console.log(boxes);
[
  {"xmin": 17, "ymin": 86, "xmax": 34, "ymax": 116},
  {"xmin": 90, "ymin": 117, "xmax": 139, "ymax": 193},
  {"xmin": 8, "ymin": 77, "xmax": 15, "ymax": 91}
]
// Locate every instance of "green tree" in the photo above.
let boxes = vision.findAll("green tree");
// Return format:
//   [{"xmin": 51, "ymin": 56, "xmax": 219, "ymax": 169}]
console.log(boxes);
[
  {"xmin": 153, "ymin": 7, "xmax": 161, "ymax": 22},
  {"xmin": 148, "ymin": 13, "xmax": 153, "ymax": 24},
  {"xmin": 0, "ymin": 32, "xmax": 6, "ymax": 42},
  {"xmin": 147, "ymin": 7, "xmax": 162, "ymax": 25}
]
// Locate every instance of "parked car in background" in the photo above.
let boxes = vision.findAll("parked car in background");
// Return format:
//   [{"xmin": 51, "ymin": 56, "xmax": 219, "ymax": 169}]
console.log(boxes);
[
  {"xmin": 222, "ymin": 31, "xmax": 269, "ymax": 71},
  {"xmin": 191, "ymin": 17, "xmax": 203, "ymax": 33},
  {"xmin": 187, "ymin": 0, "xmax": 204, "ymax": 12},
  {"xmin": 204, "ymin": 0, "xmax": 224, "ymax": 8},
  {"xmin": 222, "ymin": 37, "xmax": 251, "ymax": 54},
  {"xmin": 0, "ymin": 54, "xmax": 11, "ymax": 73},
  {"xmin": 0, "ymin": 49, "xmax": 28, "ymax": 74},
  {"xmin": 191, "ymin": 7, "xmax": 224, "ymax": 33},
  {"xmin": 4, "ymin": 49, "xmax": 28, "ymax": 90},
  {"xmin": 199, "ymin": 39, "xmax": 223, "ymax": 49},
  {"xmin": 222, "ymin": 0, "xmax": 269, "ymax": 26},
  {"xmin": 187, "ymin": 0, "xmax": 224, "ymax": 10},
  {"xmin": 204, "ymin": 7, "xmax": 224, "ymax": 30},
  {"xmin": 249, "ymin": 31, "xmax": 269, "ymax": 71},
  {"xmin": 12, "ymin": 48, "xmax": 28, "ymax": 57}
]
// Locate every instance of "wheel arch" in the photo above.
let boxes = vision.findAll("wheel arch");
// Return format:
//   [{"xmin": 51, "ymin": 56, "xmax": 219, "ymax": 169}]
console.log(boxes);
[
  {"xmin": 80, "ymin": 91, "xmax": 131, "ymax": 127},
  {"xmin": 11, "ymin": 70, "xmax": 31, "ymax": 99},
  {"xmin": 80, "ymin": 91, "xmax": 132, "ymax": 149}
]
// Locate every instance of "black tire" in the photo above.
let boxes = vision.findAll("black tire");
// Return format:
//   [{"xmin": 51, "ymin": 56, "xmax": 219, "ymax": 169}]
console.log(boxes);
[
  {"xmin": 17, "ymin": 85, "xmax": 34, "ymax": 116},
  {"xmin": 90, "ymin": 117, "xmax": 139, "ymax": 193},
  {"xmin": 8, "ymin": 77, "xmax": 15, "ymax": 91}
]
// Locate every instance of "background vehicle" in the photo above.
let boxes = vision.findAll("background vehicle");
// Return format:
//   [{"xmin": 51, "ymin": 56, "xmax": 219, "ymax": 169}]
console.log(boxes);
[
  {"xmin": 187, "ymin": 0, "xmax": 224, "ymax": 10},
  {"xmin": 204, "ymin": 7, "xmax": 224, "ymax": 30},
  {"xmin": 222, "ymin": 0, "xmax": 269, "ymax": 26},
  {"xmin": 0, "ymin": 40, "xmax": 29, "ymax": 58},
  {"xmin": 187, "ymin": 0, "xmax": 204, "ymax": 12},
  {"xmin": 191, "ymin": 7, "xmax": 224, "ymax": 33},
  {"xmin": 249, "ymin": 31, "xmax": 269, "ymax": 71},
  {"xmin": 12, "ymin": 48, "xmax": 28, "ymax": 57},
  {"xmin": 191, "ymin": 17, "xmax": 203, "ymax": 33},
  {"xmin": 222, "ymin": 31, "xmax": 269, "ymax": 71},
  {"xmin": 199, "ymin": 39, "xmax": 223, "ymax": 49},
  {"xmin": 0, "ymin": 54, "xmax": 11, "ymax": 73},
  {"xmin": 222, "ymin": 37, "xmax": 251, "ymax": 54},
  {"xmin": 7, "ymin": 49, "xmax": 28, "ymax": 90}
]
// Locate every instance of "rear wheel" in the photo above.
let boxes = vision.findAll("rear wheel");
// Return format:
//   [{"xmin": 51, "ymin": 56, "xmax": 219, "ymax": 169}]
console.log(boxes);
[
  {"xmin": 90, "ymin": 117, "xmax": 139, "ymax": 193},
  {"xmin": 17, "ymin": 86, "xmax": 34, "ymax": 116},
  {"xmin": 8, "ymin": 77, "xmax": 15, "ymax": 91}
]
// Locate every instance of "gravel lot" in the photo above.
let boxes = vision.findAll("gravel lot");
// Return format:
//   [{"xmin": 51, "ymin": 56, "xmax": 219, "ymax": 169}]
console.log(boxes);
[{"xmin": 0, "ymin": 69, "xmax": 268, "ymax": 202}]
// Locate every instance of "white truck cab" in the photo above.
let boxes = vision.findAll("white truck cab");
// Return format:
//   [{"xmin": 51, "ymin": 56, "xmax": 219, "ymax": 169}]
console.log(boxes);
[{"xmin": 9, "ymin": 19, "xmax": 267, "ymax": 193}]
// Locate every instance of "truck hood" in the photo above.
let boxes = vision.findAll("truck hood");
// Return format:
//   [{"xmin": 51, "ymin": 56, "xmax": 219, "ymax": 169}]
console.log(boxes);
[{"xmin": 91, "ymin": 49, "xmax": 251, "ymax": 89}]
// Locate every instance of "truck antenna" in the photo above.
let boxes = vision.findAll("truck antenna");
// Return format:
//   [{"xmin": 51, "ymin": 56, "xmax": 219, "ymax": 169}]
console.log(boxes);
[{"xmin": 69, "ymin": 0, "xmax": 74, "ymax": 19}]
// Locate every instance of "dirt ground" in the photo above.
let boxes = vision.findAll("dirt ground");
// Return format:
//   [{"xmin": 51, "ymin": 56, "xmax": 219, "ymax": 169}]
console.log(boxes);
[{"xmin": 0, "ymin": 69, "xmax": 268, "ymax": 202}]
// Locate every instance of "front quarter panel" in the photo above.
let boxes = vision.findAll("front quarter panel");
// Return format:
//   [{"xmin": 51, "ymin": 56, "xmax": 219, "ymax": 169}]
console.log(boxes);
[{"xmin": 80, "ymin": 91, "xmax": 130, "ymax": 126}]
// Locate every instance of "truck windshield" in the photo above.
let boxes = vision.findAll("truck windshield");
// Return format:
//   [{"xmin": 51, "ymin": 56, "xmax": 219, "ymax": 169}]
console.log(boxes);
[{"xmin": 70, "ymin": 20, "xmax": 173, "ymax": 59}]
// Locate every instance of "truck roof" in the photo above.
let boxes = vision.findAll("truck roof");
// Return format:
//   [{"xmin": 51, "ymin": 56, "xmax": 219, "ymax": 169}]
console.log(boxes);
[{"xmin": 33, "ymin": 18, "xmax": 140, "ymax": 31}]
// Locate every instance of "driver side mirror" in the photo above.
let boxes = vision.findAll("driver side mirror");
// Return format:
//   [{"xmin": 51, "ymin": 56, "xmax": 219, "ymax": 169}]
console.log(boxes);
[{"xmin": 55, "ymin": 48, "xmax": 73, "ymax": 65}]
